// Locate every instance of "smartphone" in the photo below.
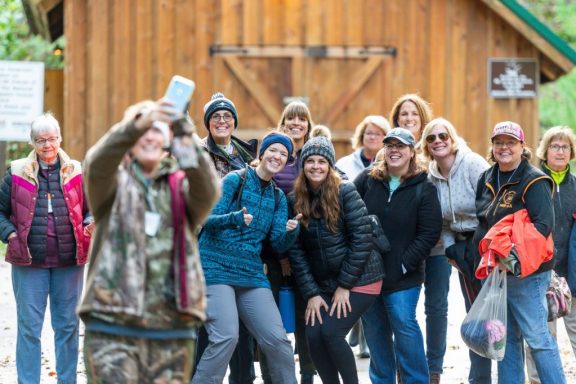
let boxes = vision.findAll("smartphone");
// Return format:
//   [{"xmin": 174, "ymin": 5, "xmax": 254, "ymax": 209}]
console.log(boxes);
[{"xmin": 164, "ymin": 75, "xmax": 196, "ymax": 115}]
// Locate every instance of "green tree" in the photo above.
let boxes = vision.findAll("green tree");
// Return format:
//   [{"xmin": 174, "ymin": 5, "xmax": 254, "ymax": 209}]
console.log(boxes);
[
  {"xmin": 520, "ymin": 0, "xmax": 576, "ymax": 130},
  {"xmin": 0, "ymin": 0, "xmax": 64, "ymax": 69},
  {"xmin": 0, "ymin": 0, "xmax": 64, "ymax": 167}
]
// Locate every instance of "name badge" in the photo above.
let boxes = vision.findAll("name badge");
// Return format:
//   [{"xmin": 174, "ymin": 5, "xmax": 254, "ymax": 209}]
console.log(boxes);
[{"xmin": 145, "ymin": 211, "xmax": 161, "ymax": 236}]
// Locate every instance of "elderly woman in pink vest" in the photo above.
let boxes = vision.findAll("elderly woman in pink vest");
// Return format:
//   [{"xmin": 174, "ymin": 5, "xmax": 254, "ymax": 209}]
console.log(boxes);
[{"xmin": 0, "ymin": 113, "xmax": 93, "ymax": 383}]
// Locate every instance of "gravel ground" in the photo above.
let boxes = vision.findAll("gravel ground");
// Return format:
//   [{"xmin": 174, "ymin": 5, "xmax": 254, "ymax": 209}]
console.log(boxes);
[{"xmin": 0, "ymin": 259, "xmax": 574, "ymax": 383}]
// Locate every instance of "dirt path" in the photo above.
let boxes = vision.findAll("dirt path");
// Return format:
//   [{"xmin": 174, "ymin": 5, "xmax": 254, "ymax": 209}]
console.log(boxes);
[{"xmin": 0, "ymin": 260, "xmax": 574, "ymax": 383}]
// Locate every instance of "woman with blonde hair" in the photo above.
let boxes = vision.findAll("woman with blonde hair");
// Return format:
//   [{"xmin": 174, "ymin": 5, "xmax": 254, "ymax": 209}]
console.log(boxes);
[
  {"xmin": 335, "ymin": 115, "xmax": 390, "ymax": 181},
  {"xmin": 355, "ymin": 128, "xmax": 442, "ymax": 383},
  {"xmin": 389, "ymin": 94, "xmax": 433, "ymax": 144},
  {"xmin": 289, "ymin": 136, "xmax": 384, "ymax": 383},
  {"xmin": 525, "ymin": 126, "xmax": 576, "ymax": 383},
  {"xmin": 421, "ymin": 117, "xmax": 491, "ymax": 383}
]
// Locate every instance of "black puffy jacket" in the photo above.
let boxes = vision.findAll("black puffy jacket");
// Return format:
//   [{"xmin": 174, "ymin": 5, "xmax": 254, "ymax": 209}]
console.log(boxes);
[{"xmin": 288, "ymin": 181, "xmax": 385, "ymax": 300}]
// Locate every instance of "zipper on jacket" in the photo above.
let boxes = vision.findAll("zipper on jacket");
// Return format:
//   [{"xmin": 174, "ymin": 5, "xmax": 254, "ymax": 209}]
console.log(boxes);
[
  {"xmin": 556, "ymin": 182, "xmax": 561, "ymax": 210},
  {"xmin": 446, "ymin": 179, "xmax": 457, "ymax": 225}
]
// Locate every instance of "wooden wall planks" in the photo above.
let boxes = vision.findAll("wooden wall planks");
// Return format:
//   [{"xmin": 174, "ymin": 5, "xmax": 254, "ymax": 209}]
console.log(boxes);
[{"xmin": 62, "ymin": 0, "xmax": 566, "ymax": 161}]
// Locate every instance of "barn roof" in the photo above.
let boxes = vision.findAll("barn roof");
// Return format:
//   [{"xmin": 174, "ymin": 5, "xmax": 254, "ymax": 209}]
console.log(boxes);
[
  {"xmin": 480, "ymin": 0, "xmax": 575, "ymax": 80},
  {"xmin": 22, "ymin": 0, "xmax": 576, "ymax": 80}
]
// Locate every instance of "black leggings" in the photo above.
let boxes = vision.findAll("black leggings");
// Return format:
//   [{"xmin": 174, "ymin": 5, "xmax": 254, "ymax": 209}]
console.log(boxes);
[{"xmin": 305, "ymin": 291, "xmax": 377, "ymax": 384}]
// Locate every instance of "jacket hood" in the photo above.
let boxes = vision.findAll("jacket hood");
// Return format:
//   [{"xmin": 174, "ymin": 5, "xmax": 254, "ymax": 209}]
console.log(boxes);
[{"xmin": 428, "ymin": 143, "xmax": 473, "ymax": 180}]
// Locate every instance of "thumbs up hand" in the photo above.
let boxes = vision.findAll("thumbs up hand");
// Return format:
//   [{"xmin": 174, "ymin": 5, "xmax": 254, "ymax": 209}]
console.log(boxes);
[
  {"xmin": 242, "ymin": 207, "xmax": 253, "ymax": 226},
  {"xmin": 286, "ymin": 213, "xmax": 302, "ymax": 231}
]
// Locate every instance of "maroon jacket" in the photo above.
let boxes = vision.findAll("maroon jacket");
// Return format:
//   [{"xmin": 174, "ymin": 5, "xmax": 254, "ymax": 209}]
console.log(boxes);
[{"xmin": 1, "ymin": 150, "xmax": 90, "ymax": 266}]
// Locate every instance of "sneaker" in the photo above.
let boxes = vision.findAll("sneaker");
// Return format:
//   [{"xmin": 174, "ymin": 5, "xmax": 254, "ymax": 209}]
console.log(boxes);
[
  {"xmin": 430, "ymin": 372, "xmax": 441, "ymax": 384},
  {"xmin": 357, "ymin": 350, "xmax": 370, "ymax": 359}
]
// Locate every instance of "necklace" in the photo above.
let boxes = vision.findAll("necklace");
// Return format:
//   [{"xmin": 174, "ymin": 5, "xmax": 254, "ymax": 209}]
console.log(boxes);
[{"xmin": 497, "ymin": 166, "xmax": 518, "ymax": 190}]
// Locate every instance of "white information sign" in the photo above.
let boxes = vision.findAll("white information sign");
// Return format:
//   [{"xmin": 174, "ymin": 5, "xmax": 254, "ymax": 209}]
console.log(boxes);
[{"xmin": 0, "ymin": 61, "xmax": 45, "ymax": 141}]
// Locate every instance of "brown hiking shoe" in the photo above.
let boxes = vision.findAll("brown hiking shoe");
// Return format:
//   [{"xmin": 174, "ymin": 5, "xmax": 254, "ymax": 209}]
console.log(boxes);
[{"xmin": 430, "ymin": 372, "xmax": 441, "ymax": 384}]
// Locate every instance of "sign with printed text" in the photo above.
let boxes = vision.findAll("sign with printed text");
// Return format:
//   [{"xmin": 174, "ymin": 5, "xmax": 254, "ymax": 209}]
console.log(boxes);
[
  {"xmin": 0, "ymin": 61, "xmax": 45, "ymax": 141},
  {"xmin": 488, "ymin": 58, "xmax": 538, "ymax": 98}
]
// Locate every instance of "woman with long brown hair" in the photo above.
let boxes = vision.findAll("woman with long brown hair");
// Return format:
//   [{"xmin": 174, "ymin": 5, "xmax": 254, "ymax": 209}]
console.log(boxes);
[{"xmin": 288, "ymin": 136, "xmax": 384, "ymax": 384}]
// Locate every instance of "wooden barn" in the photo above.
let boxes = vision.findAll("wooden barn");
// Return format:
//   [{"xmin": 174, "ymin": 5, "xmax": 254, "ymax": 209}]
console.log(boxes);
[{"xmin": 24, "ymin": 0, "xmax": 576, "ymax": 160}]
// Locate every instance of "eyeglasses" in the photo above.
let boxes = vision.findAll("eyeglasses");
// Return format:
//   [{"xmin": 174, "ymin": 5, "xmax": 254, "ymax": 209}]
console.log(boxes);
[
  {"xmin": 549, "ymin": 144, "xmax": 570, "ymax": 153},
  {"xmin": 211, "ymin": 113, "xmax": 233, "ymax": 122},
  {"xmin": 493, "ymin": 140, "xmax": 519, "ymax": 148},
  {"xmin": 425, "ymin": 132, "xmax": 450, "ymax": 144},
  {"xmin": 34, "ymin": 137, "xmax": 59, "ymax": 146},
  {"xmin": 384, "ymin": 143, "xmax": 408, "ymax": 150}
]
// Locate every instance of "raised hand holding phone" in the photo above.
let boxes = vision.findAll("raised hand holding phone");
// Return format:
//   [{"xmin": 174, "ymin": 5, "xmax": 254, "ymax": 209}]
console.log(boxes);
[
  {"xmin": 154, "ymin": 75, "xmax": 196, "ymax": 146},
  {"xmin": 165, "ymin": 75, "xmax": 196, "ymax": 116}
]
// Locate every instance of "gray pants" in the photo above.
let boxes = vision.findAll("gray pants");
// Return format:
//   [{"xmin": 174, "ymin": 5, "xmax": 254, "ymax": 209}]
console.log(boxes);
[{"xmin": 192, "ymin": 285, "xmax": 297, "ymax": 384}]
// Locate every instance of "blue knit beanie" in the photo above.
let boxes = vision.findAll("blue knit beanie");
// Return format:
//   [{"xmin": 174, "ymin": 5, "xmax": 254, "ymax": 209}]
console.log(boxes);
[
  {"xmin": 203, "ymin": 92, "xmax": 238, "ymax": 129},
  {"xmin": 259, "ymin": 132, "xmax": 294, "ymax": 160}
]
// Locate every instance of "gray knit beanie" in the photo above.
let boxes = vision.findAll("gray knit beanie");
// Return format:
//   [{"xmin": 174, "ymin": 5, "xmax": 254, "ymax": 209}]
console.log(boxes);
[
  {"xmin": 203, "ymin": 92, "xmax": 238, "ymax": 129},
  {"xmin": 300, "ymin": 136, "xmax": 336, "ymax": 168}
]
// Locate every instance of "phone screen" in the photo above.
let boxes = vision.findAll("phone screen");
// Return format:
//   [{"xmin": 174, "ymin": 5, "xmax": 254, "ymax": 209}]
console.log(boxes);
[{"xmin": 165, "ymin": 76, "xmax": 195, "ymax": 114}]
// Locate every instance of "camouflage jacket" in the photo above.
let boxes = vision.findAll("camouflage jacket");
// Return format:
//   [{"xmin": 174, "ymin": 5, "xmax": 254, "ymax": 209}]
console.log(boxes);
[{"xmin": 79, "ymin": 118, "xmax": 219, "ymax": 328}]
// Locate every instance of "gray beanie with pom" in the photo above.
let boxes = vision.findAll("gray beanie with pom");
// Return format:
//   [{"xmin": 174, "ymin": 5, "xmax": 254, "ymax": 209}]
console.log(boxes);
[{"xmin": 300, "ymin": 136, "xmax": 336, "ymax": 168}]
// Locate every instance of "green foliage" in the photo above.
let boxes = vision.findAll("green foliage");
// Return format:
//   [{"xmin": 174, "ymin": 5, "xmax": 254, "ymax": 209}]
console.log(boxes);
[
  {"xmin": 6, "ymin": 142, "xmax": 31, "ymax": 167},
  {"xmin": 540, "ymin": 69, "xmax": 576, "ymax": 129},
  {"xmin": 0, "ymin": 0, "xmax": 63, "ymax": 166},
  {"xmin": 0, "ymin": 0, "xmax": 64, "ymax": 69},
  {"xmin": 519, "ymin": 0, "xmax": 576, "ymax": 44},
  {"xmin": 519, "ymin": 0, "xmax": 576, "ymax": 130}
]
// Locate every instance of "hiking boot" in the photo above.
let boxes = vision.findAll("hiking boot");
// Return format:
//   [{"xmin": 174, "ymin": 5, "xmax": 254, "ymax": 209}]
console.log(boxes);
[
  {"xmin": 430, "ymin": 372, "xmax": 441, "ymax": 384},
  {"xmin": 357, "ymin": 350, "xmax": 370, "ymax": 359}
]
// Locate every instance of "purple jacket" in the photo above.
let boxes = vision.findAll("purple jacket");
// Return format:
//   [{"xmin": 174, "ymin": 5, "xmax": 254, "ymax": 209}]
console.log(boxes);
[{"xmin": 273, "ymin": 150, "xmax": 302, "ymax": 194}]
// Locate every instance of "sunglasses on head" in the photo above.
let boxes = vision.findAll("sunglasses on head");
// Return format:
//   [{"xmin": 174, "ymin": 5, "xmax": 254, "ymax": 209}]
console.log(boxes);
[{"xmin": 425, "ymin": 132, "xmax": 450, "ymax": 144}]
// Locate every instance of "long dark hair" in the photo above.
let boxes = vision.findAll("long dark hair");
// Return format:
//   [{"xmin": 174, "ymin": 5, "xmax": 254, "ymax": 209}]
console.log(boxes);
[{"xmin": 292, "ymin": 168, "xmax": 341, "ymax": 232}]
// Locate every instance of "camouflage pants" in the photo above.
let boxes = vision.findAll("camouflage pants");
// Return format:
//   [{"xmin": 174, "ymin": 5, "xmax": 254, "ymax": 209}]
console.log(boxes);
[{"xmin": 84, "ymin": 330, "xmax": 196, "ymax": 384}]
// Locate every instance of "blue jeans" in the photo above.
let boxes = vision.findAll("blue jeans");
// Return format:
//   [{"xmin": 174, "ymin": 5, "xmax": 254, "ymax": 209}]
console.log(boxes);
[
  {"xmin": 362, "ymin": 286, "xmax": 428, "ymax": 384},
  {"xmin": 423, "ymin": 256, "xmax": 452, "ymax": 374},
  {"xmin": 498, "ymin": 270, "xmax": 566, "ymax": 384},
  {"xmin": 12, "ymin": 265, "xmax": 85, "ymax": 384}
]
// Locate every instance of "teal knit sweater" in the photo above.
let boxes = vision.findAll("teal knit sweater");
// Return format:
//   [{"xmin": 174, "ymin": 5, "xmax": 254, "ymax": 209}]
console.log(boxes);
[{"xmin": 199, "ymin": 167, "xmax": 299, "ymax": 287}]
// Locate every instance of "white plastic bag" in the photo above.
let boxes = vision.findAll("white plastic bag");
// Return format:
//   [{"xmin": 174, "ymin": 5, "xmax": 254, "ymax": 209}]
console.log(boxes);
[{"xmin": 460, "ymin": 267, "xmax": 507, "ymax": 361}]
